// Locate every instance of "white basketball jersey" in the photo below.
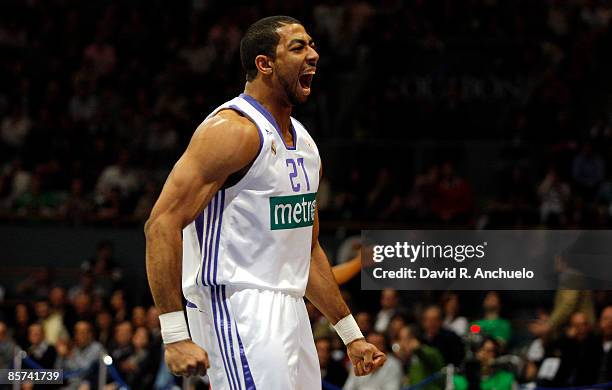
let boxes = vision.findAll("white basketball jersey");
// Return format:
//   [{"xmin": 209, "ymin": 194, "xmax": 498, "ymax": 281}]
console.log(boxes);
[{"xmin": 182, "ymin": 93, "xmax": 321, "ymax": 307}]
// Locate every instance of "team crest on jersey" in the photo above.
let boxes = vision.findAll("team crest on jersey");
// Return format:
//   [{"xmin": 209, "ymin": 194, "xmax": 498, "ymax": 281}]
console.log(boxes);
[{"xmin": 271, "ymin": 141, "xmax": 277, "ymax": 155}]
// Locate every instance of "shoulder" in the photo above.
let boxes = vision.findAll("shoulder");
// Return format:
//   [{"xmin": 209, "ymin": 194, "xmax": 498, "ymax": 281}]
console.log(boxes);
[
  {"xmin": 199, "ymin": 109, "xmax": 260, "ymax": 143},
  {"xmin": 173, "ymin": 107, "xmax": 262, "ymax": 178},
  {"xmin": 188, "ymin": 108, "xmax": 261, "ymax": 159}
]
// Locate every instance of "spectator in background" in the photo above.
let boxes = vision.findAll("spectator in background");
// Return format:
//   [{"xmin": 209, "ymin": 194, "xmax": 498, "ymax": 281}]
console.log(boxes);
[
  {"xmin": 572, "ymin": 143, "xmax": 605, "ymax": 198},
  {"xmin": 538, "ymin": 166, "xmax": 571, "ymax": 226},
  {"xmin": 406, "ymin": 165, "xmax": 440, "ymax": 221},
  {"xmin": 13, "ymin": 303, "xmax": 31, "ymax": 348},
  {"xmin": 94, "ymin": 186, "xmax": 122, "ymax": 221},
  {"xmin": 525, "ymin": 308, "xmax": 552, "ymax": 382},
  {"xmin": 596, "ymin": 306, "xmax": 612, "ymax": 383},
  {"xmin": 49, "ymin": 286, "xmax": 67, "ymax": 315},
  {"xmin": 355, "ymin": 311, "xmax": 372, "ymax": 335},
  {"xmin": 55, "ymin": 321, "xmax": 103, "ymax": 388},
  {"xmin": 430, "ymin": 162, "xmax": 473, "ymax": 224},
  {"xmin": 442, "ymin": 292, "xmax": 468, "ymax": 337},
  {"xmin": 375, "ymin": 289, "xmax": 401, "ymax": 333},
  {"xmin": 15, "ymin": 267, "xmax": 54, "ymax": 300},
  {"xmin": 68, "ymin": 79, "xmax": 98, "ymax": 123},
  {"xmin": 121, "ymin": 327, "xmax": 156, "ymax": 390},
  {"xmin": 59, "ymin": 178, "xmax": 92, "ymax": 225},
  {"xmin": 420, "ymin": 305, "xmax": 465, "ymax": 366},
  {"xmin": 109, "ymin": 289, "xmax": 129, "ymax": 323},
  {"xmin": 530, "ymin": 256, "xmax": 595, "ymax": 338},
  {"xmin": 110, "ymin": 321, "xmax": 134, "ymax": 372},
  {"xmin": 95, "ymin": 150, "xmax": 141, "ymax": 207},
  {"xmin": 80, "ymin": 240, "xmax": 123, "ymax": 297},
  {"xmin": 1, "ymin": 105, "xmax": 31, "ymax": 149},
  {"xmin": 65, "ymin": 292, "xmax": 95, "ymax": 335},
  {"xmin": 474, "ymin": 291, "xmax": 512, "ymax": 347},
  {"xmin": 95, "ymin": 310, "xmax": 113, "ymax": 349},
  {"xmin": 366, "ymin": 168, "xmax": 399, "ymax": 220},
  {"xmin": 0, "ymin": 321, "xmax": 15, "ymax": 369},
  {"xmin": 34, "ymin": 300, "xmax": 68, "ymax": 346},
  {"xmin": 146, "ymin": 306, "xmax": 161, "ymax": 343},
  {"xmin": 26, "ymin": 323, "xmax": 57, "ymax": 368},
  {"xmin": 12, "ymin": 174, "xmax": 59, "ymax": 220},
  {"xmin": 0, "ymin": 158, "xmax": 31, "ymax": 211},
  {"xmin": 145, "ymin": 306, "xmax": 164, "ymax": 387},
  {"xmin": 83, "ymin": 31, "xmax": 117, "ymax": 77},
  {"xmin": 131, "ymin": 306, "xmax": 146, "ymax": 328},
  {"xmin": 395, "ymin": 325, "xmax": 445, "ymax": 390},
  {"xmin": 550, "ymin": 312, "xmax": 600, "ymax": 386},
  {"xmin": 67, "ymin": 271, "xmax": 97, "ymax": 303},
  {"xmin": 453, "ymin": 338, "xmax": 516, "ymax": 390},
  {"xmin": 317, "ymin": 337, "xmax": 348, "ymax": 388},
  {"xmin": 307, "ymin": 300, "xmax": 333, "ymax": 339},
  {"xmin": 387, "ymin": 313, "xmax": 409, "ymax": 345},
  {"xmin": 132, "ymin": 179, "xmax": 158, "ymax": 221},
  {"xmin": 343, "ymin": 332, "xmax": 403, "ymax": 390}
]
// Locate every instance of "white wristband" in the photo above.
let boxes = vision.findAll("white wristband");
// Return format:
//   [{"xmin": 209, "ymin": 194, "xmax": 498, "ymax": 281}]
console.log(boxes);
[
  {"xmin": 159, "ymin": 311, "xmax": 190, "ymax": 344},
  {"xmin": 333, "ymin": 315, "xmax": 364, "ymax": 345}
]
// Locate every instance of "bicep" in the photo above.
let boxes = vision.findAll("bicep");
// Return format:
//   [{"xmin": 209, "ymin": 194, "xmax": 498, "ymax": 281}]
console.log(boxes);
[
  {"xmin": 148, "ymin": 113, "xmax": 259, "ymax": 229},
  {"xmin": 149, "ymin": 152, "xmax": 221, "ymax": 230}
]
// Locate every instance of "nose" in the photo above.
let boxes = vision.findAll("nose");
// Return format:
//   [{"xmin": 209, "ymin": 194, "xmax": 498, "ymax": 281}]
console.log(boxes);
[{"xmin": 307, "ymin": 45, "xmax": 319, "ymax": 65}]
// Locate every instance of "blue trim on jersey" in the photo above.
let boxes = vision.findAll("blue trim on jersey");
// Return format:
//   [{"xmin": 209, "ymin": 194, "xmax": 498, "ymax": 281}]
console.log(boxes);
[
  {"xmin": 239, "ymin": 93, "xmax": 297, "ymax": 150},
  {"xmin": 201, "ymin": 197, "xmax": 214, "ymax": 286},
  {"xmin": 195, "ymin": 212, "xmax": 204, "ymax": 253},
  {"xmin": 211, "ymin": 285, "xmax": 236, "ymax": 390},
  {"xmin": 212, "ymin": 190, "xmax": 225, "ymax": 285},
  {"xmin": 216, "ymin": 285, "xmax": 240, "ymax": 390},
  {"xmin": 221, "ymin": 285, "xmax": 243, "ymax": 390},
  {"xmin": 228, "ymin": 104, "xmax": 263, "ymax": 156},
  {"xmin": 186, "ymin": 300, "xmax": 197, "ymax": 308},
  {"xmin": 205, "ymin": 194, "xmax": 219, "ymax": 286},
  {"xmin": 235, "ymin": 314, "xmax": 256, "ymax": 389}
]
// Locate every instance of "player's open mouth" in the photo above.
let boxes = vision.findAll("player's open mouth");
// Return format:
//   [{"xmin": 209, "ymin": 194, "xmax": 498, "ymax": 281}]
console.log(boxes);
[{"xmin": 299, "ymin": 71, "xmax": 315, "ymax": 95}]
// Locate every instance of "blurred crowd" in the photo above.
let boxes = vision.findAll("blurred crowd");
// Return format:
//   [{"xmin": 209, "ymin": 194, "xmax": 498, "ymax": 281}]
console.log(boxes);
[
  {"xmin": 321, "ymin": 140, "xmax": 612, "ymax": 228},
  {"xmin": 1, "ymin": 252, "xmax": 612, "ymax": 390},
  {"xmin": 2, "ymin": 0, "xmax": 612, "ymax": 388},
  {"xmin": 1, "ymin": 0, "xmax": 612, "ymax": 227},
  {"xmin": 313, "ymin": 288, "xmax": 612, "ymax": 389}
]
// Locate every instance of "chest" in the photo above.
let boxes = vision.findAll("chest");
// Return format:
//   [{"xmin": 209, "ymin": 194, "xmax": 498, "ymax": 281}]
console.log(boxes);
[{"xmin": 259, "ymin": 128, "xmax": 319, "ymax": 196}]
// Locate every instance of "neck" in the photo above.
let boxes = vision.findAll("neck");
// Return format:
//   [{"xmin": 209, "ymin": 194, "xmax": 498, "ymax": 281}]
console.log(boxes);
[{"xmin": 244, "ymin": 81, "xmax": 293, "ymax": 134}]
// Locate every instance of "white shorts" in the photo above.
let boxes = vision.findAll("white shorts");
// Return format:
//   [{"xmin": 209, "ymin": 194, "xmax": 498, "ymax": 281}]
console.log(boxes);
[{"xmin": 186, "ymin": 285, "xmax": 321, "ymax": 390}]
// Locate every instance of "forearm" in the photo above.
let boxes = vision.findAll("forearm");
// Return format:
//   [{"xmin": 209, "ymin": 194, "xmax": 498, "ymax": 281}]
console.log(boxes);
[
  {"xmin": 332, "ymin": 255, "xmax": 361, "ymax": 285},
  {"xmin": 145, "ymin": 217, "xmax": 184, "ymax": 314},
  {"xmin": 305, "ymin": 241, "xmax": 350, "ymax": 324}
]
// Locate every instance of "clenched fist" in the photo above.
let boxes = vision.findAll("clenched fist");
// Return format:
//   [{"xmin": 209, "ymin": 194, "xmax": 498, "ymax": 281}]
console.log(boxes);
[
  {"xmin": 165, "ymin": 339, "xmax": 210, "ymax": 376},
  {"xmin": 347, "ymin": 338, "xmax": 387, "ymax": 376}
]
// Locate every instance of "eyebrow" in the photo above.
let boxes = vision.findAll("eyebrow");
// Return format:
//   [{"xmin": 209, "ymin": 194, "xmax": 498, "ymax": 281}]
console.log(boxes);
[{"xmin": 288, "ymin": 38, "xmax": 315, "ymax": 47}]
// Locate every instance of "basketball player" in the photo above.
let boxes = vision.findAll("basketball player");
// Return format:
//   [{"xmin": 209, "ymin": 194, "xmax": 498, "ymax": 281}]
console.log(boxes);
[{"xmin": 145, "ymin": 16, "xmax": 386, "ymax": 389}]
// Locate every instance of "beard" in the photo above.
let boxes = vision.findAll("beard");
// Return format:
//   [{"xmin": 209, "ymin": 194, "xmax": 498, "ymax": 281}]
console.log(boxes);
[{"xmin": 279, "ymin": 74, "xmax": 306, "ymax": 105}]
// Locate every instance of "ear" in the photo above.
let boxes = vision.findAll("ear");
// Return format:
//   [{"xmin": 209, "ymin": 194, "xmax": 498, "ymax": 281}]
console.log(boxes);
[{"xmin": 255, "ymin": 54, "xmax": 273, "ymax": 76}]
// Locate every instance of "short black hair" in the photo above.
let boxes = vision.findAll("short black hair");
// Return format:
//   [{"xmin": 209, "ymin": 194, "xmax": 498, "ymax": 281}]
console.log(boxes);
[{"xmin": 240, "ymin": 16, "xmax": 302, "ymax": 82}]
